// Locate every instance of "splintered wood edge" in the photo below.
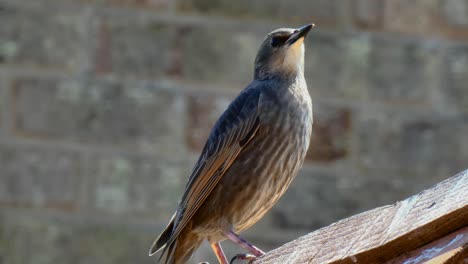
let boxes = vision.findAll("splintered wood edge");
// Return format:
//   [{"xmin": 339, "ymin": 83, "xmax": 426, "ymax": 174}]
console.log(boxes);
[
  {"xmin": 254, "ymin": 169, "xmax": 468, "ymax": 264},
  {"xmin": 385, "ymin": 226, "xmax": 468, "ymax": 264}
]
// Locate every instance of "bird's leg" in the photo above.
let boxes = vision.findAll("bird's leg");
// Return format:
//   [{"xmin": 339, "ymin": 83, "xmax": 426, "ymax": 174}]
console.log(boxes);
[
  {"xmin": 226, "ymin": 230, "xmax": 264, "ymax": 263},
  {"xmin": 210, "ymin": 242, "xmax": 229, "ymax": 264},
  {"xmin": 226, "ymin": 231, "xmax": 264, "ymax": 256}
]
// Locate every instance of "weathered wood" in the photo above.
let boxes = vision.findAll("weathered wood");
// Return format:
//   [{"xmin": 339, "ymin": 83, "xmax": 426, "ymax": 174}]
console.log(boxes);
[
  {"xmin": 254, "ymin": 169, "xmax": 468, "ymax": 264},
  {"xmin": 386, "ymin": 226, "xmax": 468, "ymax": 264}
]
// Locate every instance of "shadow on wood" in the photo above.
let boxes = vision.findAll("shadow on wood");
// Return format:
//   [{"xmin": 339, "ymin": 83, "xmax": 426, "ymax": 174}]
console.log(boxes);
[{"xmin": 254, "ymin": 169, "xmax": 468, "ymax": 264}]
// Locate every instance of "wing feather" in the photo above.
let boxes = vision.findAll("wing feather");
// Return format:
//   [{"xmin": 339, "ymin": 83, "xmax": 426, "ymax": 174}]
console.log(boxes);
[{"xmin": 165, "ymin": 88, "xmax": 262, "ymax": 248}]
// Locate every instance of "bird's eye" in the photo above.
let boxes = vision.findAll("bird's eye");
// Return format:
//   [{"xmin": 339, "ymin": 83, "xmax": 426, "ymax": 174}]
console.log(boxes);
[{"xmin": 271, "ymin": 36, "xmax": 288, "ymax": 47}]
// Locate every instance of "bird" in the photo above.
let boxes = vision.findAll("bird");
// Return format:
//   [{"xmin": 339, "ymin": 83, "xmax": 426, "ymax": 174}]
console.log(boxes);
[{"xmin": 149, "ymin": 23, "xmax": 314, "ymax": 264}]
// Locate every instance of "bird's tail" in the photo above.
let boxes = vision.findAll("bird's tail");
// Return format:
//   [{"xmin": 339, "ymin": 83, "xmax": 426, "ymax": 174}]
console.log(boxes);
[
  {"xmin": 149, "ymin": 213, "xmax": 176, "ymax": 256},
  {"xmin": 164, "ymin": 235, "xmax": 202, "ymax": 264},
  {"xmin": 149, "ymin": 214, "xmax": 202, "ymax": 264}
]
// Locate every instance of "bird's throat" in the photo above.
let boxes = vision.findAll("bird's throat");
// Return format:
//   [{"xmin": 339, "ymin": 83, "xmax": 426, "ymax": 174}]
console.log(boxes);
[{"xmin": 283, "ymin": 41, "xmax": 305, "ymax": 76}]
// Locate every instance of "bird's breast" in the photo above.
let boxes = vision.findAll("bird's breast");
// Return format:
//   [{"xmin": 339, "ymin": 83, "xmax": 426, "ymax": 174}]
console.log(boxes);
[
  {"xmin": 227, "ymin": 90, "xmax": 312, "ymax": 231},
  {"xmin": 255, "ymin": 94, "xmax": 312, "ymax": 183},
  {"xmin": 193, "ymin": 85, "xmax": 313, "ymax": 237}
]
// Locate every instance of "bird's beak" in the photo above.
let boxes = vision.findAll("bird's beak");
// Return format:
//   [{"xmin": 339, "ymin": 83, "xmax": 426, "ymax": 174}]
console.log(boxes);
[{"xmin": 286, "ymin": 24, "xmax": 315, "ymax": 46}]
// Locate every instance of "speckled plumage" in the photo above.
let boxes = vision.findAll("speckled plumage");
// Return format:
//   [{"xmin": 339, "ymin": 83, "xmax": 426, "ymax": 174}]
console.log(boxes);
[
  {"xmin": 150, "ymin": 24, "xmax": 314, "ymax": 264},
  {"xmin": 194, "ymin": 77, "xmax": 312, "ymax": 237}
]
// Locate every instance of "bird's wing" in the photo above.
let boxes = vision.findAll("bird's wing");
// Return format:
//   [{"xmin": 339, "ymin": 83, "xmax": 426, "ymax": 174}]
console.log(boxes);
[{"xmin": 166, "ymin": 88, "xmax": 262, "ymax": 248}]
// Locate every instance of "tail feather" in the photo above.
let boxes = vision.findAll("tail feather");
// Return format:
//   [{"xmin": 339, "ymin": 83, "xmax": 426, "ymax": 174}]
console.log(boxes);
[
  {"xmin": 164, "ymin": 241, "xmax": 178, "ymax": 264},
  {"xmin": 165, "ymin": 235, "xmax": 201, "ymax": 264},
  {"xmin": 160, "ymin": 240, "xmax": 177, "ymax": 264},
  {"xmin": 149, "ymin": 213, "xmax": 176, "ymax": 256},
  {"xmin": 149, "ymin": 214, "xmax": 202, "ymax": 264}
]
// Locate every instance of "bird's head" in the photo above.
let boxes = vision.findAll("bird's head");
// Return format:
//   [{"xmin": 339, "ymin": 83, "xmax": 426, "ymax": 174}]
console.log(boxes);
[{"xmin": 254, "ymin": 24, "xmax": 314, "ymax": 80}]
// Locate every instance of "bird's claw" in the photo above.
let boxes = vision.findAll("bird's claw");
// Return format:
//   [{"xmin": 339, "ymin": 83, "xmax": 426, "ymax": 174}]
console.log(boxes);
[{"xmin": 230, "ymin": 253, "xmax": 257, "ymax": 264}]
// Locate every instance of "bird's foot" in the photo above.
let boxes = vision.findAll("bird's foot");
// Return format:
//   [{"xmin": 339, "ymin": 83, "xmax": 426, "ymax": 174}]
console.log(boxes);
[{"xmin": 230, "ymin": 253, "xmax": 258, "ymax": 264}]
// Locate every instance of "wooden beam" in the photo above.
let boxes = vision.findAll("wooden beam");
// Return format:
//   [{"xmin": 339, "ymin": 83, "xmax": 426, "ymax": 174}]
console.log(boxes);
[
  {"xmin": 254, "ymin": 169, "xmax": 468, "ymax": 264},
  {"xmin": 386, "ymin": 226, "xmax": 467, "ymax": 263}
]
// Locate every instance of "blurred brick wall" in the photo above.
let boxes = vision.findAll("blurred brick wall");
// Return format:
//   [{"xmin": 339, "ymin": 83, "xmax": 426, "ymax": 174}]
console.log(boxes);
[{"xmin": 0, "ymin": 0, "xmax": 467, "ymax": 263}]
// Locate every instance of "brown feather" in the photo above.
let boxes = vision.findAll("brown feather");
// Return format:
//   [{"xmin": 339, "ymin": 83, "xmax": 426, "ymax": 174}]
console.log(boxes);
[
  {"xmin": 162, "ymin": 89, "xmax": 262, "ymax": 251},
  {"xmin": 167, "ymin": 121, "xmax": 259, "ymax": 248}
]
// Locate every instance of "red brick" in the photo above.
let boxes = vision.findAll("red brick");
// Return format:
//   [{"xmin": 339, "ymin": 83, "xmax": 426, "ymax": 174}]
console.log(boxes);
[
  {"xmin": 382, "ymin": 0, "xmax": 468, "ymax": 40},
  {"xmin": 306, "ymin": 102, "xmax": 352, "ymax": 163},
  {"xmin": 383, "ymin": 0, "xmax": 437, "ymax": 35}
]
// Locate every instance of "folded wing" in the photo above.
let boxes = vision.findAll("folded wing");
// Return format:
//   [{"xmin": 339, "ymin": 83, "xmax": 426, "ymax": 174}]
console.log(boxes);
[{"xmin": 151, "ymin": 87, "xmax": 262, "ymax": 260}]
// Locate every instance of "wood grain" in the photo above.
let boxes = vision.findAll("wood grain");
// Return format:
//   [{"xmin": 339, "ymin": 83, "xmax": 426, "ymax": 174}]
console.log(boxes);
[{"xmin": 254, "ymin": 169, "xmax": 468, "ymax": 264}]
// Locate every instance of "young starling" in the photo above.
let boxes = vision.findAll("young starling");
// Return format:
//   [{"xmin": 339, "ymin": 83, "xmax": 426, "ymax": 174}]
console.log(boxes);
[{"xmin": 149, "ymin": 24, "xmax": 314, "ymax": 264}]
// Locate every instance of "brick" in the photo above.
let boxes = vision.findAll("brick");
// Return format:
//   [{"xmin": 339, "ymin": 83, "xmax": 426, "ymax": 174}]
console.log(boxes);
[
  {"xmin": 0, "ymin": 2, "xmax": 88, "ymax": 71},
  {"xmin": 81, "ymin": 0, "xmax": 169, "ymax": 10},
  {"xmin": 86, "ymin": 153, "xmax": 191, "ymax": 218},
  {"xmin": 12, "ymin": 77, "xmax": 186, "ymax": 155},
  {"xmin": 308, "ymin": 34, "xmax": 441, "ymax": 104},
  {"xmin": 383, "ymin": 0, "xmax": 438, "ymax": 35},
  {"xmin": 440, "ymin": 0, "xmax": 468, "ymax": 27},
  {"xmin": 177, "ymin": 0, "xmax": 340, "ymax": 25},
  {"xmin": 0, "ymin": 78, "xmax": 4, "ymax": 135},
  {"xmin": 442, "ymin": 44, "xmax": 468, "ymax": 113},
  {"xmin": 0, "ymin": 143, "xmax": 82, "ymax": 210},
  {"xmin": 186, "ymin": 93, "xmax": 232, "ymax": 151},
  {"xmin": 340, "ymin": 34, "xmax": 372, "ymax": 99},
  {"xmin": 366, "ymin": 36, "xmax": 442, "ymax": 104},
  {"xmin": 353, "ymin": 0, "xmax": 384, "ymax": 29},
  {"xmin": 305, "ymin": 34, "xmax": 344, "ymax": 97},
  {"xmin": 306, "ymin": 101, "xmax": 352, "ymax": 163},
  {"xmin": 309, "ymin": 33, "xmax": 443, "ymax": 105},
  {"xmin": 96, "ymin": 18, "xmax": 173, "ymax": 77},
  {"xmin": 0, "ymin": 212, "xmax": 160, "ymax": 264},
  {"xmin": 0, "ymin": 217, "xmax": 3, "ymax": 263},
  {"xmin": 356, "ymin": 108, "xmax": 468, "ymax": 176},
  {"xmin": 305, "ymin": 33, "xmax": 370, "ymax": 99},
  {"xmin": 270, "ymin": 166, "xmax": 448, "ymax": 231},
  {"xmin": 176, "ymin": 25, "xmax": 261, "ymax": 87}
]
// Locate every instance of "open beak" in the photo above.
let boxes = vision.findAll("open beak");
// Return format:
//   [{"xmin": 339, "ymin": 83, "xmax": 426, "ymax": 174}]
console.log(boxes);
[{"xmin": 287, "ymin": 24, "xmax": 315, "ymax": 46}]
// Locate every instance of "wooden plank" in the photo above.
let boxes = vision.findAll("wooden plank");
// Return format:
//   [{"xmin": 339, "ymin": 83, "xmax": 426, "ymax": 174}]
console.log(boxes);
[
  {"xmin": 254, "ymin": 169, "xmax": 468, "ymax": 264},
  {"xmin": 444, "ymin": 244, "xmax": 468, "ymax": 264},
  {"xmin": 385, "ymin": 226, "xmax": 468, "ymax": 263}
]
